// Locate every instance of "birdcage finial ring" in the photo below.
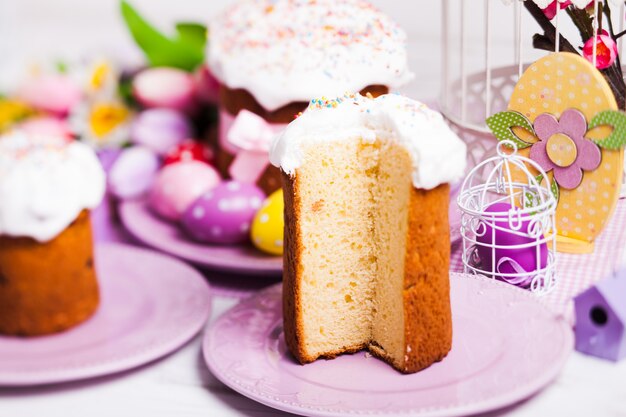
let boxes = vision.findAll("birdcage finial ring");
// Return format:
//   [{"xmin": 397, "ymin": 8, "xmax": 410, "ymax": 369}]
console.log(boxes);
[{"xmin": 496, "ymin": 140, "xmax": 518, "ymax": 158}]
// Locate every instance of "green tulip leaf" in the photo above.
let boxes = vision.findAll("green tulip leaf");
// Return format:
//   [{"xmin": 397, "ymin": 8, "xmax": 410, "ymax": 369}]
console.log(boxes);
[{"xmin": 120, "ymin": 0, "xmax": 206, "ymax": 71}]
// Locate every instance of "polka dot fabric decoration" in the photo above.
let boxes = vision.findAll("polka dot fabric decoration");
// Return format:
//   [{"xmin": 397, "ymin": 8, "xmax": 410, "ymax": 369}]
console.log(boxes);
[{"xmin": 493, "ymin": 52, "xmax": 626, "ymax": 253}]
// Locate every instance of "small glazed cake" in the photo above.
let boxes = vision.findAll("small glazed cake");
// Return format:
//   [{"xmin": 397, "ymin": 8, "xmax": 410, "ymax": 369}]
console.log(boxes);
[
  {"xmin": 208, "ymin": 0, "xmax": 413, "ymax": 193},
  {"xmin": 0, "ymin": 132, "xmax": 105, "ymax": 336},
  {"xmin": 271, "ymin": 94, "xmax": 466, "ymax": 373}
]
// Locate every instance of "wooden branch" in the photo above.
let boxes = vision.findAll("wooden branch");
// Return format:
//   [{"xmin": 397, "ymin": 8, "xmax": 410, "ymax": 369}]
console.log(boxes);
[
  {"xmin": 566, "ymin": 7, "xmax": 594, "ymax": 42},
  {"xmin": 523, "ymin": 1, "xmax": 579, "ymax": 54}
]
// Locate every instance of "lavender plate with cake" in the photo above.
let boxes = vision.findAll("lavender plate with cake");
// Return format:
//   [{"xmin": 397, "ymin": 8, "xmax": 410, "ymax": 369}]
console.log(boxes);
[
  {"xmin": 0, "ymin": 244, "xmax": 211, "ymax": 386},
  {"xmin": 204, "ymin": 273, "xmax": 573, "ymax": 417}
]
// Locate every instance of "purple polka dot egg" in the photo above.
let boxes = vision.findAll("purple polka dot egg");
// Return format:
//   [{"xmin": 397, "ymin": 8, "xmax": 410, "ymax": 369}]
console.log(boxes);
[{"xmin": 181, "ymin": 181, "xmax": 265, "ymax": 245}]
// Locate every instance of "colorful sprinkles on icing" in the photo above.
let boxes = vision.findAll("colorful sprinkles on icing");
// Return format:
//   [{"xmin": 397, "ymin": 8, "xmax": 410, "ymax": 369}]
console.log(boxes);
[
  {"xmin": 307, "ymin": 93, "xmax": 356, "ymax": 110},
  {"xmin": 208, "ymin": 0, "xmax": 413, "ymax": 111}
]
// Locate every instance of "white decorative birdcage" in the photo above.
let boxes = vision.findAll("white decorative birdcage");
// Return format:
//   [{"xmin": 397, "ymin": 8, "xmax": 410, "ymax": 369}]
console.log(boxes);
[
  {"xmin": 457, "ymin": 140, "xmax": 558, "ymax": 295},
  {"xmin": 440, "ymin": 0, "xmax": 626, "ymax": 191}
]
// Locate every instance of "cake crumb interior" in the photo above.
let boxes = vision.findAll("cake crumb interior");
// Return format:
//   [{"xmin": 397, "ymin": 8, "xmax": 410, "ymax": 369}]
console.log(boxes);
[{"xmin": 296, "ymin": 137, "xmax": 412, "ymax": 366}]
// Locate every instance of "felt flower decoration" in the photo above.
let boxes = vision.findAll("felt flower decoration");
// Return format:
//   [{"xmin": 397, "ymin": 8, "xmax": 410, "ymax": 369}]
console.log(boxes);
[{"xmin": 529, "ymin": 109, "xmax": 601, "ymax": 189}]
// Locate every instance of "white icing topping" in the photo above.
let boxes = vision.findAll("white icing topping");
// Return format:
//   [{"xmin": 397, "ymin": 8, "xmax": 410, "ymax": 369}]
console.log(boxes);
[
  {"xmin": 0, "ymin": 132, "xmax": 106, "ymax": 242},
  {"xmin": 208, "ymin": 0, "xmax": 413, "ymax": 111},
  {"xmin": 270, "ymin": 93, "xmax": 467, "ymax": 190}
]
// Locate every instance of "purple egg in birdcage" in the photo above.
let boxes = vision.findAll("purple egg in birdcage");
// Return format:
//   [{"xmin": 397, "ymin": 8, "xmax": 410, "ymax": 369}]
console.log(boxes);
[
  {"xmin": 457, "ymin": 140, "xmax": 558, "ymax": 295},
  {"xmin": 475, "ymin": 202, "xmax": 549, "ymax": 288}
]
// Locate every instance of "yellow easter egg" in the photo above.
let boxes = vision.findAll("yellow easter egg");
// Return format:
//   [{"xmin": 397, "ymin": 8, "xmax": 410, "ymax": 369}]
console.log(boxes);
[
  {"xmin": 507, "ymin": 52, "xmax": 624, "ymax": 253},
  {"xmin": 251, "ymin": 189, "xmax": 284, "ymax": 255}
]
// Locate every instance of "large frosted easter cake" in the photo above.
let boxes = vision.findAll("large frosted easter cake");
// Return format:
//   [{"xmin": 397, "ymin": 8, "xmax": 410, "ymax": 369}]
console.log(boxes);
[
  {"xmin": 270, "ymin": 93, "xmax": 466, "ymax": 373},
  {"xmin": 208, "ymin": 0, "xmax": 413, "ymax": 193}
]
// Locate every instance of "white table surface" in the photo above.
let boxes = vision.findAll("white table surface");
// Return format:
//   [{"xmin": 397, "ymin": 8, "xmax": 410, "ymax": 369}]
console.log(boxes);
[{"xmin": 2, "ymin": 1, "xmax": 626, "ymax": 415}]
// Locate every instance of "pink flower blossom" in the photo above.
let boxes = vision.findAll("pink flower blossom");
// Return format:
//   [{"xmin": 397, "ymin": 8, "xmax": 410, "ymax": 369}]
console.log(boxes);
[
  {"xmin": 583, "ymin": 29, "xmax": 619, "ymax": 70},
  {"xmin": 541, "ymin": 0, "xmax": 572, "ymax": 20},
  {"xmin": 530, "ymin": 109, "xmax": 601, "ymax": 190}
]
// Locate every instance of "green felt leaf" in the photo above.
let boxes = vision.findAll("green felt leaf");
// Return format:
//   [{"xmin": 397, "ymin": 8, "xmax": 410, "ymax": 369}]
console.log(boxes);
[
  {"xmin": 551, "ymin": 177, "xmax": 559, "ymax": 203},
  {"xmin": 589, "ymin": 110, "xmax": 626, "ymax": 150},
  {"xmin": 120, "ymin": 0, "xmax": 206, "ymax": 71},
  {"xmin": 486, "ymin": 111, "xmax": 534, "ymax": 149}
]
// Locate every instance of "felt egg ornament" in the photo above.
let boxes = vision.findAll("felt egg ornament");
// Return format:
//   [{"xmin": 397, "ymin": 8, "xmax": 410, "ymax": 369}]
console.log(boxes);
[
  {"xmin": 486, "ymin": 52, "xmax": 626, "ymax": 254},
  {"xmin": 251, "ymin": 189, "xmax": 284, "ymax": 255},
  {"xmin": 475, "ymin": 202, "xmax": 549, "ymax": 288},
  {"xmin": 181, "ymin": 181, "xmax": 265, "ymax": 245}
]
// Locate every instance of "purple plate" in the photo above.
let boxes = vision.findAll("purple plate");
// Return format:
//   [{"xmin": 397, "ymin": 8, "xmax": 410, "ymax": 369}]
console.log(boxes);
[
  {"xmin": 204, "ymin": 273, "xmax": 573, "ymax": 417},
  {"xmin": 0, "ymin": 243, "xmax": 211, "ymax": 386},
  {"xmin": 119, "ymin": 198, "xmax": 283, "ymax": 276}
]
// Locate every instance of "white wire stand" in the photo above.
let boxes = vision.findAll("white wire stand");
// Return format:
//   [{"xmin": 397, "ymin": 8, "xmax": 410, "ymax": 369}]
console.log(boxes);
[{"xmin": 457, "ymin": 140, "xmax": 558, "ymax": 295}]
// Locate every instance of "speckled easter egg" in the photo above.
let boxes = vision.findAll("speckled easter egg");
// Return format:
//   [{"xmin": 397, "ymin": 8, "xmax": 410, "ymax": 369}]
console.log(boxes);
[
  {"xmin": 181, "ymin": 181, "xmax": 265, "ymax": 244},
  {"xmin": 149, "ymin": 161, "xmax": 220, "ymax": 221},
  {"xmin": 475, "ymin": 203, "xmax": 548, "ymax": 287},
  {"xmin": 507, "ymin": 53, "xmax": 623, "ymax": 253},
  {"xmin": 251, "ymin": 189, "xmax": 284, "ymax": 256}
]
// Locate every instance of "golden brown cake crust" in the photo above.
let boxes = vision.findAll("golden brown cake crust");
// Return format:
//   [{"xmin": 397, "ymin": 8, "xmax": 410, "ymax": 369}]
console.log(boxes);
[
  {"xmin": 219, "ymin": 85, "xmax": 389, "ymax": 194},
  {"xmin": 282, "ymin": 171, "xmax": 452, "ymax": 372},
  {"xmin": 282, "ymin": 171, "xmax": 307, "ymax": 362},
  {"xmin": 401, "ymin": 184, "xmax": 452, "ymax": 373},
  {"xmin": 0, "ymin": 210, "xmax": 100, "ymax": 336}
]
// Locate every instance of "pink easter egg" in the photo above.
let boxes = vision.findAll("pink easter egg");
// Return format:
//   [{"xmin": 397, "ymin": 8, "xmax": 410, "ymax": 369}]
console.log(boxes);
[
  {"xmin": 17, "ymin": 117, "xmax": 73, "ymax": 139},
  {"xmin": 149, "ymin": 161, "xmax": 220, "ymax": 221},
  {"xmin": 18, "ymin": 75, "xmax": 82, "ymax": 115},
  {"xmin": 132, "ymin": 67, "xmax": 196, "ymax": 112},
  {"xmin": 130, "ymin": 108, "xmax": 192, "ymax": 155},
  {"xmin": 475, "ymin": 202, "xmax": 548, "ymax": 287},
  {"xmin": 181, "ymin": 181, "xmax": 265, "ymax": 245}
]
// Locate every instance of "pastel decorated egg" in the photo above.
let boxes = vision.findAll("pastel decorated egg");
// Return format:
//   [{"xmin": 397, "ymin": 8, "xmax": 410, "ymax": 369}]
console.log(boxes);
[
  {"xmin": 475, "ymin": 202, "xmax": 548, "ymax": 287},
  {"xmin": 251, "ymin": 189, "xmax": 284, "ymax": 256},
  {"xmin": 132, "ymin": 67, "xmax": 196, "ymax": 112},
  {"xmin": 130, "ymin": 108, "xmax": 192, "ymax": 155},
  {"xmin": 108, "ymin": 146, "xmax": 160, "ymax": 200},
  {"xmin": 181, "ymin": 181, "xmax": 265, "ymax": 244},
  {"xmin": 18, "ymin": 74, "xmax": 82, "ymax": 115},
  {"xmin": 163, "ymin": 140, "xmax": 214, "ymax": 167},
  {"xmin": 149, "ymin": 161, "xmax": 220, "ymax": 221}
]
